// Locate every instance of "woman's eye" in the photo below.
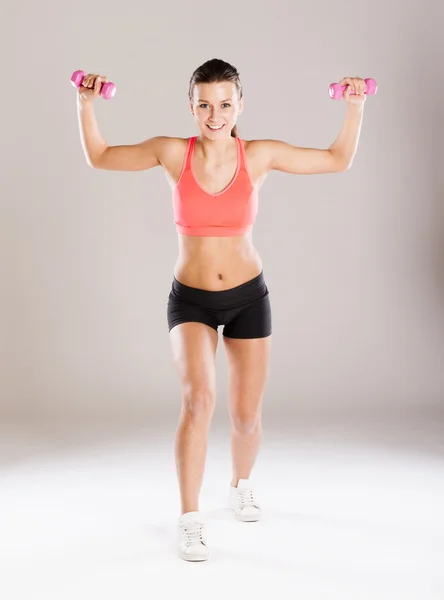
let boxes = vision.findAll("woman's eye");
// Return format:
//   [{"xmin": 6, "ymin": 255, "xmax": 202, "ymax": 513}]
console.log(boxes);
[{"xmin": 198, "ymin": 103, "xmax": 231, "ymax": 108}]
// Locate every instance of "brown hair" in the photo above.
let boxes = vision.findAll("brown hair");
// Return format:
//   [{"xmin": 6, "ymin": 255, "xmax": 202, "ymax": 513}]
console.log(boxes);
[{"xmin": 188, "ymin": 58, "xmax": 243, "ymax": 138}]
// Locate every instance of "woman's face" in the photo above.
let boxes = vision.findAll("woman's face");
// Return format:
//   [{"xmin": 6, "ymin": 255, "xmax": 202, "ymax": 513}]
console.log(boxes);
[{"xmin": 190, "ymin": 81, "xmax": 243, "ymax": 138}]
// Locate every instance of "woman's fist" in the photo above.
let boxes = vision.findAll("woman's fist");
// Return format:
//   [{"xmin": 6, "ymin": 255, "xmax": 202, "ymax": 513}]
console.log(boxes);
[
  {"xmin": 78, "ymin": 73, "xmax": 108, "ymax": 102},
  {"xmin": 338, "ymin": 77, "xmax": 367, "ymax": 105}
]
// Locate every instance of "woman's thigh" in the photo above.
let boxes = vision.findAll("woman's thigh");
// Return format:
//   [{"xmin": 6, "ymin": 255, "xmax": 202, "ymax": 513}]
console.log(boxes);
[
  {"xmin": 223, "ymin": 335, "xmax": 271, "ymax": 426},
  {"xmin": 169, "ymin": 322, "xmax": 219, "ymax": 406}
]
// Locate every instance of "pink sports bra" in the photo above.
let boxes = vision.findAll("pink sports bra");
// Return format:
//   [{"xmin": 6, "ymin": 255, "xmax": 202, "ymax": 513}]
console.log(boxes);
[{"xmin": 172, "ymin": 136, "xmax": 258, "ymax": 236}]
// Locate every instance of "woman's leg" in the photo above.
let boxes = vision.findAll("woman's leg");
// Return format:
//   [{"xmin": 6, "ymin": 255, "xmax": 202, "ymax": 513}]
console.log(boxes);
[
  {"xmin": 169, "ymin": 322, "xmax": 219, "ymax": 515},
  {"xmin": 223, "ymin": 335, "xmax": 271, "ymax": 486}
]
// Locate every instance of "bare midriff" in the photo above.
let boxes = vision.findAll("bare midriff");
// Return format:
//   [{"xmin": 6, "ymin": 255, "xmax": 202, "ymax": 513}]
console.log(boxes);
[{"xmin": 174, "ymin": 232, "xmax": 263, "ymax": 291}]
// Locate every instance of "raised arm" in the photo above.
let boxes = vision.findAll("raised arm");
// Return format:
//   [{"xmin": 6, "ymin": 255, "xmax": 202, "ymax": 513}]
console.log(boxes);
[
  {"xmin": 262, "ymin": 140, "xmax": 348, "ymax": 175},
  {"xmin": 77, "ymin": 95, "xmax": 173, "ymax": 171},
  {"xmin": 76, "ymin": 73, "xmax": 174, "ymax": 171},
  {"xmin": 257, "ymin": 77, "xmax": 366, "ymax": 175}
]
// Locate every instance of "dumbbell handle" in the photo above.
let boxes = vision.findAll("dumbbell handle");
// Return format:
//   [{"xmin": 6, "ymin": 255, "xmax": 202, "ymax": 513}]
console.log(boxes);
[
  {"xmin": 70, "ymin": 70, "xmax": 116, "ymax": 100},
  {"xmin": 329, "ymin": 78, "xmax": 377, "ymax": 100}
]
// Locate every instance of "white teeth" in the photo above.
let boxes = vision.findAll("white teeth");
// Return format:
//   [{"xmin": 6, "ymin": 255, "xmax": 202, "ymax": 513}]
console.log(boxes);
[{"xmin": 208, "ymin": 125, "xmax": 224, "ymax": 130}]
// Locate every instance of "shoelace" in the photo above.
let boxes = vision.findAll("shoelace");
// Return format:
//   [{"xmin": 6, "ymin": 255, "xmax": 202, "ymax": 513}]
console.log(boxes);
[
  {"xmin": 237, "ymin": 487, "xmax": 258, "ymax": 507},
  {"xmin": 181, "ymin": 522, "xmax": 205, "ymax": 546}
]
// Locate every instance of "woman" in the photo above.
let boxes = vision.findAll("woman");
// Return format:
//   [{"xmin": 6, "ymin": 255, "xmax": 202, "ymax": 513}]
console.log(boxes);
[{"xmin": 76, "ymin": 58, "xmax": 366, "ymax": 561}]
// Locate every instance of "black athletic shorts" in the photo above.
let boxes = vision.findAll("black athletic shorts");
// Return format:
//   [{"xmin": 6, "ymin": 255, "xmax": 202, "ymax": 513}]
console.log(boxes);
[{"xmin": 167, "ymin": 270, "xmax": 272, "ymax": 339}]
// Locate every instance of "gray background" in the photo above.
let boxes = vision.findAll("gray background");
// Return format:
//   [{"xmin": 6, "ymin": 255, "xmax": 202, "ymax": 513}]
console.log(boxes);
[{"xmin": 2, "ymin": 0, "xmax": 443, "ymax": 426}]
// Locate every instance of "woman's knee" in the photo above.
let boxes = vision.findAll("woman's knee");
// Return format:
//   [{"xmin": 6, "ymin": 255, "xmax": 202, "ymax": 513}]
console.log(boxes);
[
  {"xmin": 230, "ymin": 410, "xmax": 262, "ymax": 435},
  {"xmin": 181, "ymin": 385, "xmax": 216, "ymax": 420}
]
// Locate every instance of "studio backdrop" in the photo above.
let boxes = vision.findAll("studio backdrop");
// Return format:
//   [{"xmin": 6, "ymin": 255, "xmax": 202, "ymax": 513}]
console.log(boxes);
[{"xmin": 2, "ymin": 0, "xmax": 443, "ymax": 424}]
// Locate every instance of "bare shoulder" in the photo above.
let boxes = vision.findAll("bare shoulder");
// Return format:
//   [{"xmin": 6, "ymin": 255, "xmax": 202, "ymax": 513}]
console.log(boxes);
[
  {"xmin": 241, "ymin": 138, "xmax": 276, "ymax": 176},
  {"xmin": 151, "ymin": 137, "xmax": 192, "ymax": 189},
  {"xmin": 242, "ymin": 139, "xmax": 275, "ymax": 169},
  {"xmin": 146, "ymin": 136, "xmax": 188, "ymax": 166},
  {"xmin": 242, "ymin": 138, "xmax": 269, "ymax": 155},
  {"xmin": 155, "ymin": 136, "xmax": 188, "ymax": 154}
]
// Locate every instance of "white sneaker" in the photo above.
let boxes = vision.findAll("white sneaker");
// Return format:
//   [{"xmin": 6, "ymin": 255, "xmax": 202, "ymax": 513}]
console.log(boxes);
[
  {"xmin": 178, "ymin": 511, "xmax": 209, "ymax": 561},
  {"xmin": 229, "ymin": 478, "xmax": 262, "ymax": 522}
]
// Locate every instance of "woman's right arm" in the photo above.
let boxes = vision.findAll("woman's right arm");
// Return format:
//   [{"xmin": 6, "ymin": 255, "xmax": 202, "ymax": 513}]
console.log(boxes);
[{"xmin": 77, "ymin": 93, "xmax": 168, "ymax": 172}]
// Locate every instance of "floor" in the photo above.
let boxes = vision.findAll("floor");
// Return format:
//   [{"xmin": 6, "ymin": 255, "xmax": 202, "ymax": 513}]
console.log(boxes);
[{"xmin": 1, "ymin": 412, "xmax": 444, "ymax": 599}]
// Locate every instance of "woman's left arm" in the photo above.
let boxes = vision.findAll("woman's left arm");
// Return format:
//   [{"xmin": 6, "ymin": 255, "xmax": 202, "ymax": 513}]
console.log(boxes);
[{"xmin": 260, "ymin": 76, "xmax": 367, "ymax": 175}]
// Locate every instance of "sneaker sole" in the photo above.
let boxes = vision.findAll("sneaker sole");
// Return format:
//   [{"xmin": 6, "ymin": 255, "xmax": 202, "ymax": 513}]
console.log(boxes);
[
  {"xmin": 235, "ymin": 514, "xmax": 261, "ymax": 522},
  {"xmin": 179, "ymin": 551, "xmax": 209, "ymax": 561}
]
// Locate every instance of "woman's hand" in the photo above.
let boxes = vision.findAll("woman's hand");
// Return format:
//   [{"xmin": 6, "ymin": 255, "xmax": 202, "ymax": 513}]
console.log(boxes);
[
  {"xmin": 78, "ymin": 73, "xmax": 108, "ymax": 102},
  {"xmin": 339, "ymin": 77, "xmax": 367, "ymax": 105}
]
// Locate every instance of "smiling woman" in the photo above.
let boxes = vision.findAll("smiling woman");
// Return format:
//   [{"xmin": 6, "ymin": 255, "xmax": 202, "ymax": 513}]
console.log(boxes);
[
  {"xmin": 188, "ymin": 58, "xmax": 243, "ymax": 138},
  {"xmin": 75, "ymin": 57, "xmax": 367, "ymax": 563}
]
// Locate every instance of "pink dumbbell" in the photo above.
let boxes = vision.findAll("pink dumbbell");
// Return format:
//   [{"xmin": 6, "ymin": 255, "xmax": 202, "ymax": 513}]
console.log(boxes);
[
  {"xmin": 70, "ymin": 70, "xmax": 116, "ymax": 100},
  {"xmin": 329, "ymin": 78, "xmax": 377, "ymax": 100}
]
